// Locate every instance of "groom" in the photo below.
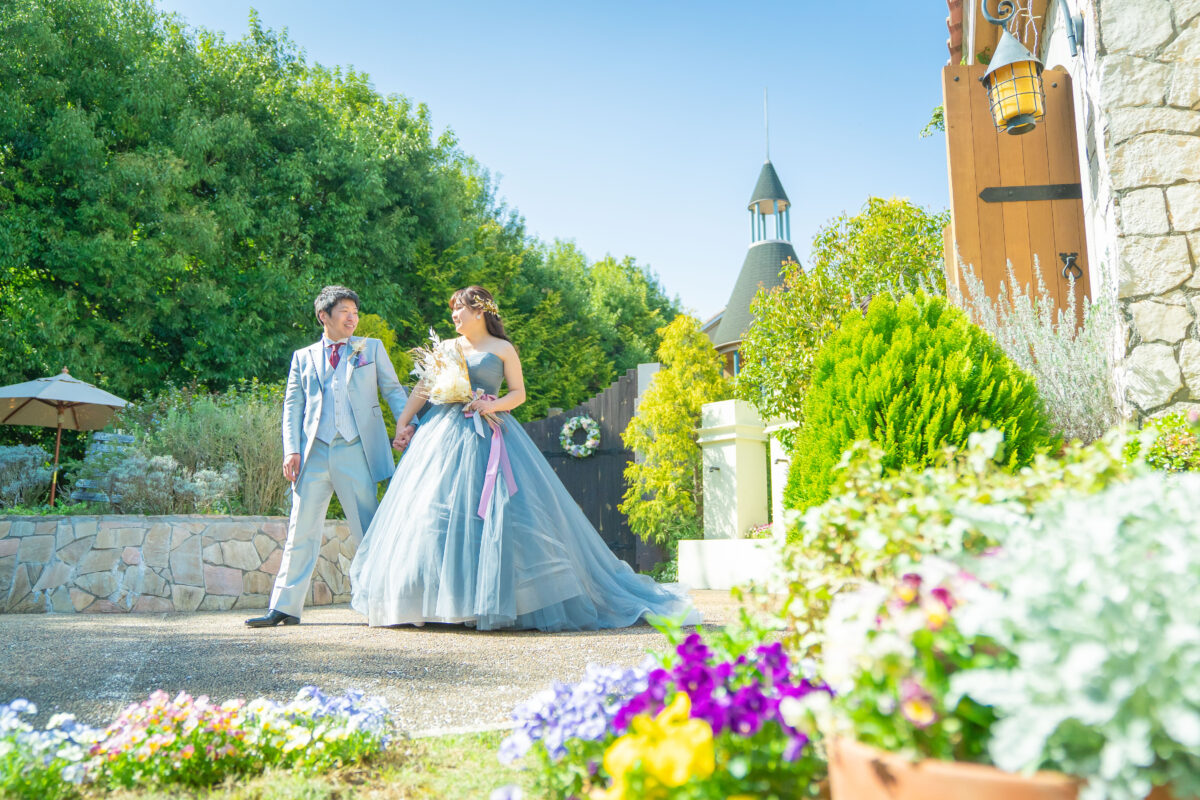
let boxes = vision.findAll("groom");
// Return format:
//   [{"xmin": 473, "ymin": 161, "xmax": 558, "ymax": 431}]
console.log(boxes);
[{"xmin": 246, "ymin": 286, "xmax": 413, "ymax": 627}]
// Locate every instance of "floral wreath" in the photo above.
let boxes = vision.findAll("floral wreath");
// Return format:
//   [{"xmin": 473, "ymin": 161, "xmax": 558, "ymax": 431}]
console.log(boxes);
[{"xmin": 559, "ymin": 415, "xmax": 601, "ymax": 458}]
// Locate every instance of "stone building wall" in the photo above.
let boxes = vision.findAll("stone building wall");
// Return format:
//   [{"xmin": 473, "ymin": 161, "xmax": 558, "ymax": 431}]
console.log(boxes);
[
  {"xmin": 1045, "ymin": 0, "xmax": 1200, "ymax": 417},
  {"xmin": 0, "ymin": 515, "xmax": 354, "ymax": 614}
]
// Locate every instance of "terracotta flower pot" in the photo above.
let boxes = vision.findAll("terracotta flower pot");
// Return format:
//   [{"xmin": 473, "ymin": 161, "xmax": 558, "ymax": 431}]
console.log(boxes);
[
  {"xmin": 828, "ymin": 738, "xmax": 1189, "ymax": 800},
  {"xmin": 828, "ymin": 737, "xmax": 1079, "ymax": 800}
]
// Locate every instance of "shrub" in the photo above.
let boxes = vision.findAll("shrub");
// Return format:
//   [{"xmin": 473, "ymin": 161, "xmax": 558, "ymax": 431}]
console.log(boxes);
[
  {"xmin": 954, "ymin": 260, "xmax": 1125, "ymax": 443},
  {"xmin": 772, "ymin": 427, "xmax": 1137, "ymax": 656},
  {"xmin": 79, "ymin": 451, "xmax": 238, "ymax": 515},
  {"xmin": 736, "ymin": 197, "xmax": 949, "ymax": 449},
  {"xmin": 109, "ymin": 380, "xmax": 288, "ymax": 515},
  {"xmin": 621, "ymin": 316, "xmax": 730, "ymax": 546},
  {"xmin": 0, "ymin": 446, "xmax": 52, "ymax": 508},
  {"xmin": 1124, "ymin": 411, "xmax": 1200, "ymax": 471},
  {"xmin": 785, "ymin": 292, "xmax": 1054, "ymax": 511}
]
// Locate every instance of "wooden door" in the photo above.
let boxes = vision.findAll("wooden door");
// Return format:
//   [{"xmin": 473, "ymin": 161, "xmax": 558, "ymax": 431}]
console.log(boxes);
[{"xmin": 942, "ymin": 64, "xmax": 1090, "ymax": 317}]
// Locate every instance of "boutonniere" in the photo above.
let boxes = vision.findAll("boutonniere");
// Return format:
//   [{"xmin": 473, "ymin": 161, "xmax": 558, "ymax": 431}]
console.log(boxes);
[{"xmin": 350, "ymin": 339, "xmax": 369, "ymax": 367}]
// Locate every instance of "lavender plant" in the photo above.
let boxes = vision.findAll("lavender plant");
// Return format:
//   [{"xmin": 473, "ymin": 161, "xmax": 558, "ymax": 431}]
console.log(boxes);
[{"xmin": 954, "ymin": 259, "xmax": 1125, "ymax": 444}]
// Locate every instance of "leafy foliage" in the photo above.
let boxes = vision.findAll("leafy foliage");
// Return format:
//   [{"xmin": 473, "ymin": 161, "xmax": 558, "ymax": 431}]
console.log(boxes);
[
  {"xmin": 1124, "ymin": 411, "xmax": 1200, "ymax": 471},
  {"xmin": 785, "ymin": 292, "xmax": 1054, "ymax": 511},
  {"xmin": 919, "ymin": 105, "xmax": 945, "ymax": 138},
  {"xmin": 621, "ymin": 316, "xmax": 731, "ymax": 546},
  {"xmin": 92, "ymin": 380, "xmax": 289, "ymax": 515},
  {"xmin": 773, "ymin": 428, "xmax": 1135, "ymax": 656},
  {"xmin": 812, "ymin": 562, "xmax": 1014, "ymax": 764},
  {"xmin": 736, "ymin": 198, "xmax": 949, "ymax": 447},
  {"xmin": 955, "ymin": 261, "xmax": 1125, "ymax": 444},
  {"xmin": 0, "ymin": 0, "xmax": 677, "ymax": 442}
]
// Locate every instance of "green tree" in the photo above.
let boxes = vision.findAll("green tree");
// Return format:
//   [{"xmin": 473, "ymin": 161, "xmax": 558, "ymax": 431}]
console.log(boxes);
[
  {"xmin": 0, "ymin": 0, "xmax": 677, "ymax": 447},
  {"xmin": 736, "ymin": 197, "xmax": 950, "ymax": 448},
  {"xmin": 620, "ymin": 316, "xmax": 731, "ymax": 546},
  {"xmin": 586, "ymin": 254, "xmax": 679, "ymax": 374}
]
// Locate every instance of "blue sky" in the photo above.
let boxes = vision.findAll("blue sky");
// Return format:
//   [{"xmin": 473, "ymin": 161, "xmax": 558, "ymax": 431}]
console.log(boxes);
[{"xmin": 155, "ymin": 1, "xmax": 954, "ymax": 320}]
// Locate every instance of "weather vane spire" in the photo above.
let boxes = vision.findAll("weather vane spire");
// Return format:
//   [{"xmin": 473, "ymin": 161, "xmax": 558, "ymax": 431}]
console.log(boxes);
[{"xmin": 763, "ymin": 87, "xmax": 770, "ymax": 160}]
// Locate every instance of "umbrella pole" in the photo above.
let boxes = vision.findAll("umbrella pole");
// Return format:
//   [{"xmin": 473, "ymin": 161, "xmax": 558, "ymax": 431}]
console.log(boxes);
[{"xmin": 49, "ymin": 422, "xmax": 63, "ymax": 507}]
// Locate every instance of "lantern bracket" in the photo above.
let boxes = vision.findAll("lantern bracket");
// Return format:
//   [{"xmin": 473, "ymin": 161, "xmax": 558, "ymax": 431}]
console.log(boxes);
[
  {"xmin": 980, "ymin": 0, "xmax": 1019, "ymax": 28},
  {"xmin": 1055, "ymin": 0, "xmax": 1083, "ymax": 57}
]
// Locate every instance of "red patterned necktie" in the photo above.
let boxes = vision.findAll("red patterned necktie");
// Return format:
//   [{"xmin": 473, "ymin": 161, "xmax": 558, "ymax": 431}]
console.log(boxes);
[{"xmin": 329, "ymin": 342, "xmax": 343, "ymax": 369}]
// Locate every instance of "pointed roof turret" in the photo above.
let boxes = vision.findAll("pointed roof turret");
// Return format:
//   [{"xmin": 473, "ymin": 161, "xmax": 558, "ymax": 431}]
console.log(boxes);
[
  {"xmin": 749, "ymin": 160, "xmax": 790, "ymax": 215},
  {"xmin": 712, "ymin": 159, "xmax": 799, "ymax": 353}
]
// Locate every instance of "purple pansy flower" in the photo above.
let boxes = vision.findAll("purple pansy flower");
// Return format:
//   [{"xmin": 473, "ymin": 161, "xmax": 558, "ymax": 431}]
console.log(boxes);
[{"xmin": 676, "ymin": 633, "xmax": 711, "ymax": 665}]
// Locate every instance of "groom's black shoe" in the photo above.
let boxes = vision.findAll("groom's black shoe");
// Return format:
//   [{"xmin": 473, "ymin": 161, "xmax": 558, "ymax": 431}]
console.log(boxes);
[{"xmin": 244, "ymin": 609, "xmax": 300, "ymax": 628}]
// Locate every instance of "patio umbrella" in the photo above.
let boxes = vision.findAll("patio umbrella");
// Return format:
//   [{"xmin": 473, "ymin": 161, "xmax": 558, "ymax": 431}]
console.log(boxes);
[{"xmin": 0, "ymin": 368, "xmax": 128, "ymax": 505}]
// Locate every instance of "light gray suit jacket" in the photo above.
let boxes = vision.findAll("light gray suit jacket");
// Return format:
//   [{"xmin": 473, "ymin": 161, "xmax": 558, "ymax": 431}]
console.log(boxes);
[{"xmin": 282, "ymin": 337, "xmax": 408, "ymax": 484}]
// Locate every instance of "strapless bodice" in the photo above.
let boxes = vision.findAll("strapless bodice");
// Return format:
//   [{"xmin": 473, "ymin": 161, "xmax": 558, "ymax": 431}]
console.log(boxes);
[{"xmin": 466, "ymin": 350, "xmax": 504, "ymax": 396}]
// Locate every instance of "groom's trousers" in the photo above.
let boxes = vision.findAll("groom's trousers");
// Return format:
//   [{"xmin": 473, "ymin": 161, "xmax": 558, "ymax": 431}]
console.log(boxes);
[{"xmin": 270, "ymin": 435, "xmax": 379, "ymax": 617}]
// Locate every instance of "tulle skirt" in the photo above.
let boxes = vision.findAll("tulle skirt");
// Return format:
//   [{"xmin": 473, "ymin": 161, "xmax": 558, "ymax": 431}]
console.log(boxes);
[{"xmin": 349, "ymin": 404, "xmax": 700, "ymax": 631}]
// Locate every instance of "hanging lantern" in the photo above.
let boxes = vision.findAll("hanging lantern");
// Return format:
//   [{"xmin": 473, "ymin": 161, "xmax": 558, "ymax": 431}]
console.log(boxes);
[{"xmin": 980, "ymin": 9, "xmax": 1046, "ymax": 135}]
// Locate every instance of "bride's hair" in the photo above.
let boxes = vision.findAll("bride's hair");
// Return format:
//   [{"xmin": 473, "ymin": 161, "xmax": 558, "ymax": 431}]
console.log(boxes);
[{"xmin": 450, "ymin": 286, "xmax": 510, "ymax": 342}]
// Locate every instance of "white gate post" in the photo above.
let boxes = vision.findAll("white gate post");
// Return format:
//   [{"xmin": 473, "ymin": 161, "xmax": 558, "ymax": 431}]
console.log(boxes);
[{"xmin": 679, "ymin": 399, "xmax": 778, "ymax": 591}]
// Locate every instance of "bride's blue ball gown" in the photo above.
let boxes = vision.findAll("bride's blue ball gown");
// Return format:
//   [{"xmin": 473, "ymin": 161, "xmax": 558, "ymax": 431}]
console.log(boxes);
[{"xmin": 350, "ymin": 350, "xmax": 699, "ymax": 631}]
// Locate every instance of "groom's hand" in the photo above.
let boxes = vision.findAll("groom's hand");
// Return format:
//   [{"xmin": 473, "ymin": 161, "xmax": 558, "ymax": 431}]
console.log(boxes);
[
  {"xmin": 282, "ymin": 454, "xmax": 300, "ymax": 483},
  {"xmin": 392, "ymin": 424, "xmax": 416, "ymax": 452}
]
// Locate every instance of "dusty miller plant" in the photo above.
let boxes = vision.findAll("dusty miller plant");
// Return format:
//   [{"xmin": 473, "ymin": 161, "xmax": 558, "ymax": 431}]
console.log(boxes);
[
  {"xmin": 953, "ymin": 473, "xmax": 1200, "ymax": 800},
  {"xmin": 0, "ymin": 445, "xmax": 52, "ymax": 507},
  {"xmin": 78, "ymin": 450, "xmax": 238, "ymax": 515},
  {"xmin": 953, "ymin": 259, "xmax": 1125, "ymax": 443}
]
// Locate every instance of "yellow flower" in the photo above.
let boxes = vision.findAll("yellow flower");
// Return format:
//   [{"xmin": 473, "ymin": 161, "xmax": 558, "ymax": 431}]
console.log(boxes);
[
  {"xmin": 901, "ymin": 697, "xmax": 936, "ymax": 728},
  {"xmin": 595, "ymin": 693, "xmax": 714, "ymax": 799},
  {"xmin": 926, "ymin": 605, "xmax": 949, "ymax": 630}
]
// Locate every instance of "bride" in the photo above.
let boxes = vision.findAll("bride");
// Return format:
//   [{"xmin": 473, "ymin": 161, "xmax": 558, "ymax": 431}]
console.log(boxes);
[{"xmin": 349, "ymin": 286, "xmax": 699, "ymax": 631}]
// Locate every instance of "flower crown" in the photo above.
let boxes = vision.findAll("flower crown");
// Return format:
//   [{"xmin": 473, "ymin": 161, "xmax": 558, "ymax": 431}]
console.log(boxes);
[{"xmin": 472, "ymin": 297, "xmax": 500, "ymax": 317}]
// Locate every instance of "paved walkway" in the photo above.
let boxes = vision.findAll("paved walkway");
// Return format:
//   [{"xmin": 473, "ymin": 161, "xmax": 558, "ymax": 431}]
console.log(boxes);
[{"xmin": 0, "ymin": 591, "xmax": 741, "ymax": 735}]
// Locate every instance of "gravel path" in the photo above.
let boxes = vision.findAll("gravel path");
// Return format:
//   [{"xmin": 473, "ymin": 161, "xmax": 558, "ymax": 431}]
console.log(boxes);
[{"xmin": 0, "ymin": 590, "xmax": 741, "ymax": 735}]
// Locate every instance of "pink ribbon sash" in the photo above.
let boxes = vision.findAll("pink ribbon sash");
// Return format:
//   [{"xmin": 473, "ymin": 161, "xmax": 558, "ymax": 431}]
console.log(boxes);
[
  {"xmin": 467, "ymin": 394, "xmax": 518, "ymax": 518},
  {"xmin": 478, "ymin": 422, "xmax": 518, "ymax": 518}
]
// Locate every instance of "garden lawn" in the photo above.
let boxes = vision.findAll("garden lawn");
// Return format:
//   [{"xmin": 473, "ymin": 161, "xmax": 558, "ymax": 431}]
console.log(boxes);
[{"xmin": 90, "ymin": 731, "xmax": 532, "ymax": 800}]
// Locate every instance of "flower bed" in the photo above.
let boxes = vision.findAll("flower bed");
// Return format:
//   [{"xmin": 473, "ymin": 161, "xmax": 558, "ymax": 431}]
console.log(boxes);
[
  {"xmin": 0, "ymin": 687, "xmax": 388, "ymax": 799},
  {"xmin": 497, "ymin": 623, "xmax": 830, "ymax": 799}
]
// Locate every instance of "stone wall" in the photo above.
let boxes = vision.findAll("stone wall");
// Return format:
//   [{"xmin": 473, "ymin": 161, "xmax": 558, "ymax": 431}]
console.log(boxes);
[
  {"xmin": 0, "ymin": 515, "xmax": 354, "ymax": 614},
  {"xmin": 1045, "ymin": 0, "xmax": 1200, "ymax": 418}
]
